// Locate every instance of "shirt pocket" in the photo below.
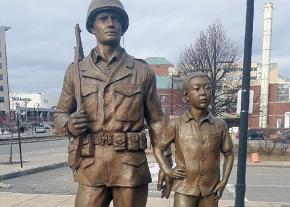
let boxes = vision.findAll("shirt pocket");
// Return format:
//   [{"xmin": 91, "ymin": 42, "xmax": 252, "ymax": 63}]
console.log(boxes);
[
  {"xmin": 113, "ymin": 85, "xmax": 141, "ymax": 121},
  {"xmin": 81, "ymin": 85, "xmax": 98, "ymax": 118},
  {"xmin": 207, "ymin": 133, "xmax": 221, "ymax": 152}
]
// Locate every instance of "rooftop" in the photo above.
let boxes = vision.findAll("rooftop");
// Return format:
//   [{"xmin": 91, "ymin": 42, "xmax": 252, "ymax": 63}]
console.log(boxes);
[{"xmin": 145, "ymin": 57, "xmax": 173, "ymax": 65}]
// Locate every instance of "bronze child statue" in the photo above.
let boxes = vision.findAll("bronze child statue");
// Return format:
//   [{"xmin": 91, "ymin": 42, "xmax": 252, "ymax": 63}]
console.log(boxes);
[
  {"xmin": 155, "ymin": 72, "xmax": 234, "ymax": 207},
  {"xmin": 55, "ymin": 0, "xmax": 169, "ymax": 206}
]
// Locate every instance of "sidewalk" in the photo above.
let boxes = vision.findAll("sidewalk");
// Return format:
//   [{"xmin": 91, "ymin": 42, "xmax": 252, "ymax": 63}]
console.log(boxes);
[
  {"xmin": 1, "ymin": 192, "xmax": 289, "ymax": 207},
  {"xmin": 1, "ymin": 150, "xmax": 290, "ymax": 206},
  {"xmin": 0, "ymin": 148, "xmax": 67, "ymax": 180}
]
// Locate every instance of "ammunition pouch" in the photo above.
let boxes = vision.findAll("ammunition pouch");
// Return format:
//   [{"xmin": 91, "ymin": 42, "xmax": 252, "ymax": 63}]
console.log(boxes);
[{"xmin": 91, "ymin": 131, "xmax": 147, "ymax": 152}]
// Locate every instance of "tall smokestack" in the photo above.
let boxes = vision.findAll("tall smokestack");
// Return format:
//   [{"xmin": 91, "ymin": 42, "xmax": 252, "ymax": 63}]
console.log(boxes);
[{"xmin": 259, "ymin": 2, "xmax": 273, "ymax": 128}]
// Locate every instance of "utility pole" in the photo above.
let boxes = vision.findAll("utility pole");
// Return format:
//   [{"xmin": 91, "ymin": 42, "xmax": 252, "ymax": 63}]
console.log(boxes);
[
  {"xmin": 16, "ymin": 108, "xmax": 23, "ymax": 168},
  {"xmin": 169, "ymin": 67, "xmax": 178, "ymax": 117},
  {"xmin": 235, "ymin": 0, "xmax": 254, "ymax": 206}
]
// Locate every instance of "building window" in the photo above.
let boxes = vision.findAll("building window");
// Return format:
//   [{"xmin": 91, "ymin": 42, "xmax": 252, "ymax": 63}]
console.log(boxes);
[
  {"xmin": 0, "ymin": 63, "xmax": 2, "ymax": 69},
  {"xmin": 0, "ymin": 74, "xmax": 3, "ymax": 80},
  {"xmin": 0, "ymin": 97, "xmax": 4, "ymax": 102},
  {"xmin": 251, "ymin": 67, "xmax": 257, "ymax": 71},
  {"xmin": 276, "ymin": 84, "xmax": 289, "ymax": 102},
  {"xmin": 160, "ymin": 95, "xmax": 166, "ymax": 102},
  {"xmin": 161, "ymin": 106, "xmax": 166, "ymax": 114},
  {"xmin": 0, "ymin": 85, "xmax": 3, "ymax": 91}
]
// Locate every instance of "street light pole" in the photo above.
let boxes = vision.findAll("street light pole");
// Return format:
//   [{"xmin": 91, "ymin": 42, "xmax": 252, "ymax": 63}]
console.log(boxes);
[
  {"xmin": 235, "ymin": 0, "xmax": 254, "ymax": 206},
  {"xmin": 169, "ymin": 67, "xmax": 178, "ymax": 117},
  {"xmin": 16, "ymin": 111, "xmax": 23, "ymax": 168},
  {"xmin": 34, "ymin": 103, "xmax": 39, "ymax": 132}
]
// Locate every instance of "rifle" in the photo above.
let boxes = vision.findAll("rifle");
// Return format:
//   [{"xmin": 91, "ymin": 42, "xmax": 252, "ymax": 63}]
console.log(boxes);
[{"xmin": 71, "ymin": 24, "xmax": 94, "ymax": 172}]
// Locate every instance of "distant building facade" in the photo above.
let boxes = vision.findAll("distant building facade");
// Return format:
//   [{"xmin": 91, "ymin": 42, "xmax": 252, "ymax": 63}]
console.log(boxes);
[
  {"xmin": 249, "ymin": 76, "xmax": 290, "ymax": 128},
  {"xmin": 144, "ymin": 57, "xmax": 174, "ymax": 76},
  {"xmin": 0, "ymin": 26, "xmax": 10, "ymax": 114},
  {"xmin": 10, "ymin": 93, "xmax": 50, "ymax": 110},
  {"xmin": 232, "ymin": 62, "xmax": 290, "ymax": 128},
  {"xmin": 145, "ymin": 57, "xmax": 185, "ymax": 119},
  {"xmin": 8, "ymin": 92, "xmax": 54, "ymax": 125}
]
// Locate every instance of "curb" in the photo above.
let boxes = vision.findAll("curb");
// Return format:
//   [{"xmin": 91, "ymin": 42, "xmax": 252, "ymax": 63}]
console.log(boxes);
[
  {"xmin": 0, "ymin": 136, "xmax": 65, "ymax": 145},
  {"xmin": 0, "ymin": 161, "xmax": 68, "ymax": 180},
  {"xmin": 247, "ymin": 163, "xmax": 290, "ymax": 168}
]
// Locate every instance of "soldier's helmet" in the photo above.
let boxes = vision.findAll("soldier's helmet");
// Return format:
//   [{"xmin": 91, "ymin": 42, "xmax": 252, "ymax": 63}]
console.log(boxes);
[{"xmin": 86, "ymin": 0, "xmax": 129, "ymax": 34}]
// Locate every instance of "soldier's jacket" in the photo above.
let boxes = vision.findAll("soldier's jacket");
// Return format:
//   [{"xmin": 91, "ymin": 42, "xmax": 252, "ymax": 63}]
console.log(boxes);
[{"xmin": 55, "ymin": 49, "xmax": 164, "ymax": 187}]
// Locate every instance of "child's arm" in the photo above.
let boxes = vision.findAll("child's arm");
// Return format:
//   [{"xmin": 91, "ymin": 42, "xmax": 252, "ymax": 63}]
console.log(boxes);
[
  {"xmin": 214, "ymin": 149, "xmax": 234, "ymax": 200},
  {"xmin": 214, "ymin": 120, "xmax": 234, "ymax": 201}
]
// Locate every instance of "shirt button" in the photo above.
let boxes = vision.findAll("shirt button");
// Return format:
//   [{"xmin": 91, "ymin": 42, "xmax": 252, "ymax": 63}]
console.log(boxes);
[{"xmin": 201, "ymin": 158, "xmax": 204, "ymax": 161}]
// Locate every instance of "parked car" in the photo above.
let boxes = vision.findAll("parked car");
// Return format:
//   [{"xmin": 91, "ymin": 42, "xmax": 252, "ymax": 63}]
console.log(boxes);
[
  {"xmin": 247, "ymin": 128, "xmax": 265, "ymax": 140},
  {"xmin": 35, "ymin": 126, "xmax": 46, "ymax": 133},
  {"xmin": 44, "ymin": 124, "xmax": 51, "ymax": 129}
]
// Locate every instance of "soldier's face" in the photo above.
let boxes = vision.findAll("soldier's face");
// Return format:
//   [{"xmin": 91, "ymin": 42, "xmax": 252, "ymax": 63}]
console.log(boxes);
[
  {"xmin": 185, "ymin": 77, "xmax": 211, "ymax": 110},
  {"xmin": 91, "ymin": 11, "xmax": 123, "ymax": 45}
]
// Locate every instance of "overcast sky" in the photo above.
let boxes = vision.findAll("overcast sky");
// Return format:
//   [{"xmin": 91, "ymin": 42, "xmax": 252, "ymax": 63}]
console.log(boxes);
[{"xmin": 1, "ymin": 0, "xmax": 289, "ymax": 106}]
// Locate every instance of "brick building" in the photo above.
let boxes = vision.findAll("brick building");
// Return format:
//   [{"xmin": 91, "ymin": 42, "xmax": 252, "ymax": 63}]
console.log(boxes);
[
  {"xmin": 249, "ymin": 80, "xmax": 290, "ymax": 128},
  {"xmin": 145, "ymin": 57, "xmax": 185, "ymax": 119}
]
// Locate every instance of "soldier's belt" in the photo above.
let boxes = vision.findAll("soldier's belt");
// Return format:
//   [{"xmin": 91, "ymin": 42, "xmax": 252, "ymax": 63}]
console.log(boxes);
[{"xmin": 88, "ymin": 132, "xmax": 148, "ymax": 151}]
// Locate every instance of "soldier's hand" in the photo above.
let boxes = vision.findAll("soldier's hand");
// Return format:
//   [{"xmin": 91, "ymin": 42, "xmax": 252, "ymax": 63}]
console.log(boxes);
[
  {"xmin": 67, "ymin": 111, "xmax": 89, "ymax": 136},
  {"xmin": 157, "ymin": 169, "xmax": 165, "ymax": 192},
  {"xmin": 163, "ymin": 175, "xmax": 173, "ymax": 199},
  {"xmin": 157, "ymin": 169, "xmax": 173, "ymax": 199}
]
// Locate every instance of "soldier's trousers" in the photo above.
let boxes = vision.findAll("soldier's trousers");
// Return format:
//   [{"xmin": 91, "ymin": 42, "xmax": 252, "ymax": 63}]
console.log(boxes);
[
  {"xmin": 75, "ymin": 184, "xmax": 148, "ymax": 207},
  {"xmin": 173, "ymin": 192, "xmax": 218, "ymax": 207}
]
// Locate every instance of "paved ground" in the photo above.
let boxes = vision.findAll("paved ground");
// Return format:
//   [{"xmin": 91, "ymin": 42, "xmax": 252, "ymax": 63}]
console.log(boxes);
[
  {"xmin": 1, "ymin": 138, "xmax": 290, "ymax": 206},
  {"xmin": 2, "ymin": 164, "xmax": 290, "ymax": 203},
  {"xmin": 2, "ymin": 192, "xmax": 290, "ymax": 207}
]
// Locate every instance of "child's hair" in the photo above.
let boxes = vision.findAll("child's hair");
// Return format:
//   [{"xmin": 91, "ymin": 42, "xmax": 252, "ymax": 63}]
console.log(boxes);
[{"xmin": 183, "ymin": 72, "xmax": 210, "ymax": 92}]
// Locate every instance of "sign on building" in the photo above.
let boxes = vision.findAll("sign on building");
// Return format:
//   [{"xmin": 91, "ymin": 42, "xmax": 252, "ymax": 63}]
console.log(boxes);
[{"xmin": 236, "ymin": 90, "xmax": 254, "ymax": 114}]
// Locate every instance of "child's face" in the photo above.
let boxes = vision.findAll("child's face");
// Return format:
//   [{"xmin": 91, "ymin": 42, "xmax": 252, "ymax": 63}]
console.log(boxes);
[{"xmin": 186, "ymin": 77, "xmax": 211, "ymax": 110}]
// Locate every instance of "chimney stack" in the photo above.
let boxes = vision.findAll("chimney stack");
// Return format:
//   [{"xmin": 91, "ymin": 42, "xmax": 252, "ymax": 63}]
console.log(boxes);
[{"xmin": 259, "ymin": 2, "xmax": 273, "ymax": 128}]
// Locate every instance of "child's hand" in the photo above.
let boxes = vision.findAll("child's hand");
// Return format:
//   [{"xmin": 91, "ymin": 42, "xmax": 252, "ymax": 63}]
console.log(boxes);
[
  {"xmin": 173, "ymin": 168, "xmax": 187, "ymax": 179},
  {"xmin": 213, "ymin": 181, "xmax": 227, "ymax": 201}
]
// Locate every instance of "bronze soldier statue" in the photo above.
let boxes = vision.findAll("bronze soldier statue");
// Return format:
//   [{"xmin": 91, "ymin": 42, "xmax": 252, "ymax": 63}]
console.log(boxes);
[
  {"xmin": 54, "ymin": 0, "xmax": 169, "ymax": 206},
  {"xmin": 154, "ymin": 72, "xmax": 234, "ymax": 207}
]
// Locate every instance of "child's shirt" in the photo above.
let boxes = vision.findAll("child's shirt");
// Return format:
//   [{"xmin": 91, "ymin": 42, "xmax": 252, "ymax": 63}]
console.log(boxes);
[{"xmin": 159, "ymin": 111, "xmax": 233, "ymax": 196}]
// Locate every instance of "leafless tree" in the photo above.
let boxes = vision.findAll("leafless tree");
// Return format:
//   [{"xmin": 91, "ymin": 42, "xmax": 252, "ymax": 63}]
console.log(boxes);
[
  {"xmin": 177, "ymin": 20, "xmax": 240, "ymax": 116},
  {"xmin": 0, "ymin": 113, "xmax": 12, "ymax": 133}
]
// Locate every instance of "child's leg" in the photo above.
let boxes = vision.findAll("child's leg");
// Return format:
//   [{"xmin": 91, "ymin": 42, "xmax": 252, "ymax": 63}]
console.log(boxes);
[
  {"xmin": 173, "ymin": 192, "xmax": 198, "ymax": 207},
  {"xmin": 198, "ymin": 194, "xmax": 218, "ymax": 207}
]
